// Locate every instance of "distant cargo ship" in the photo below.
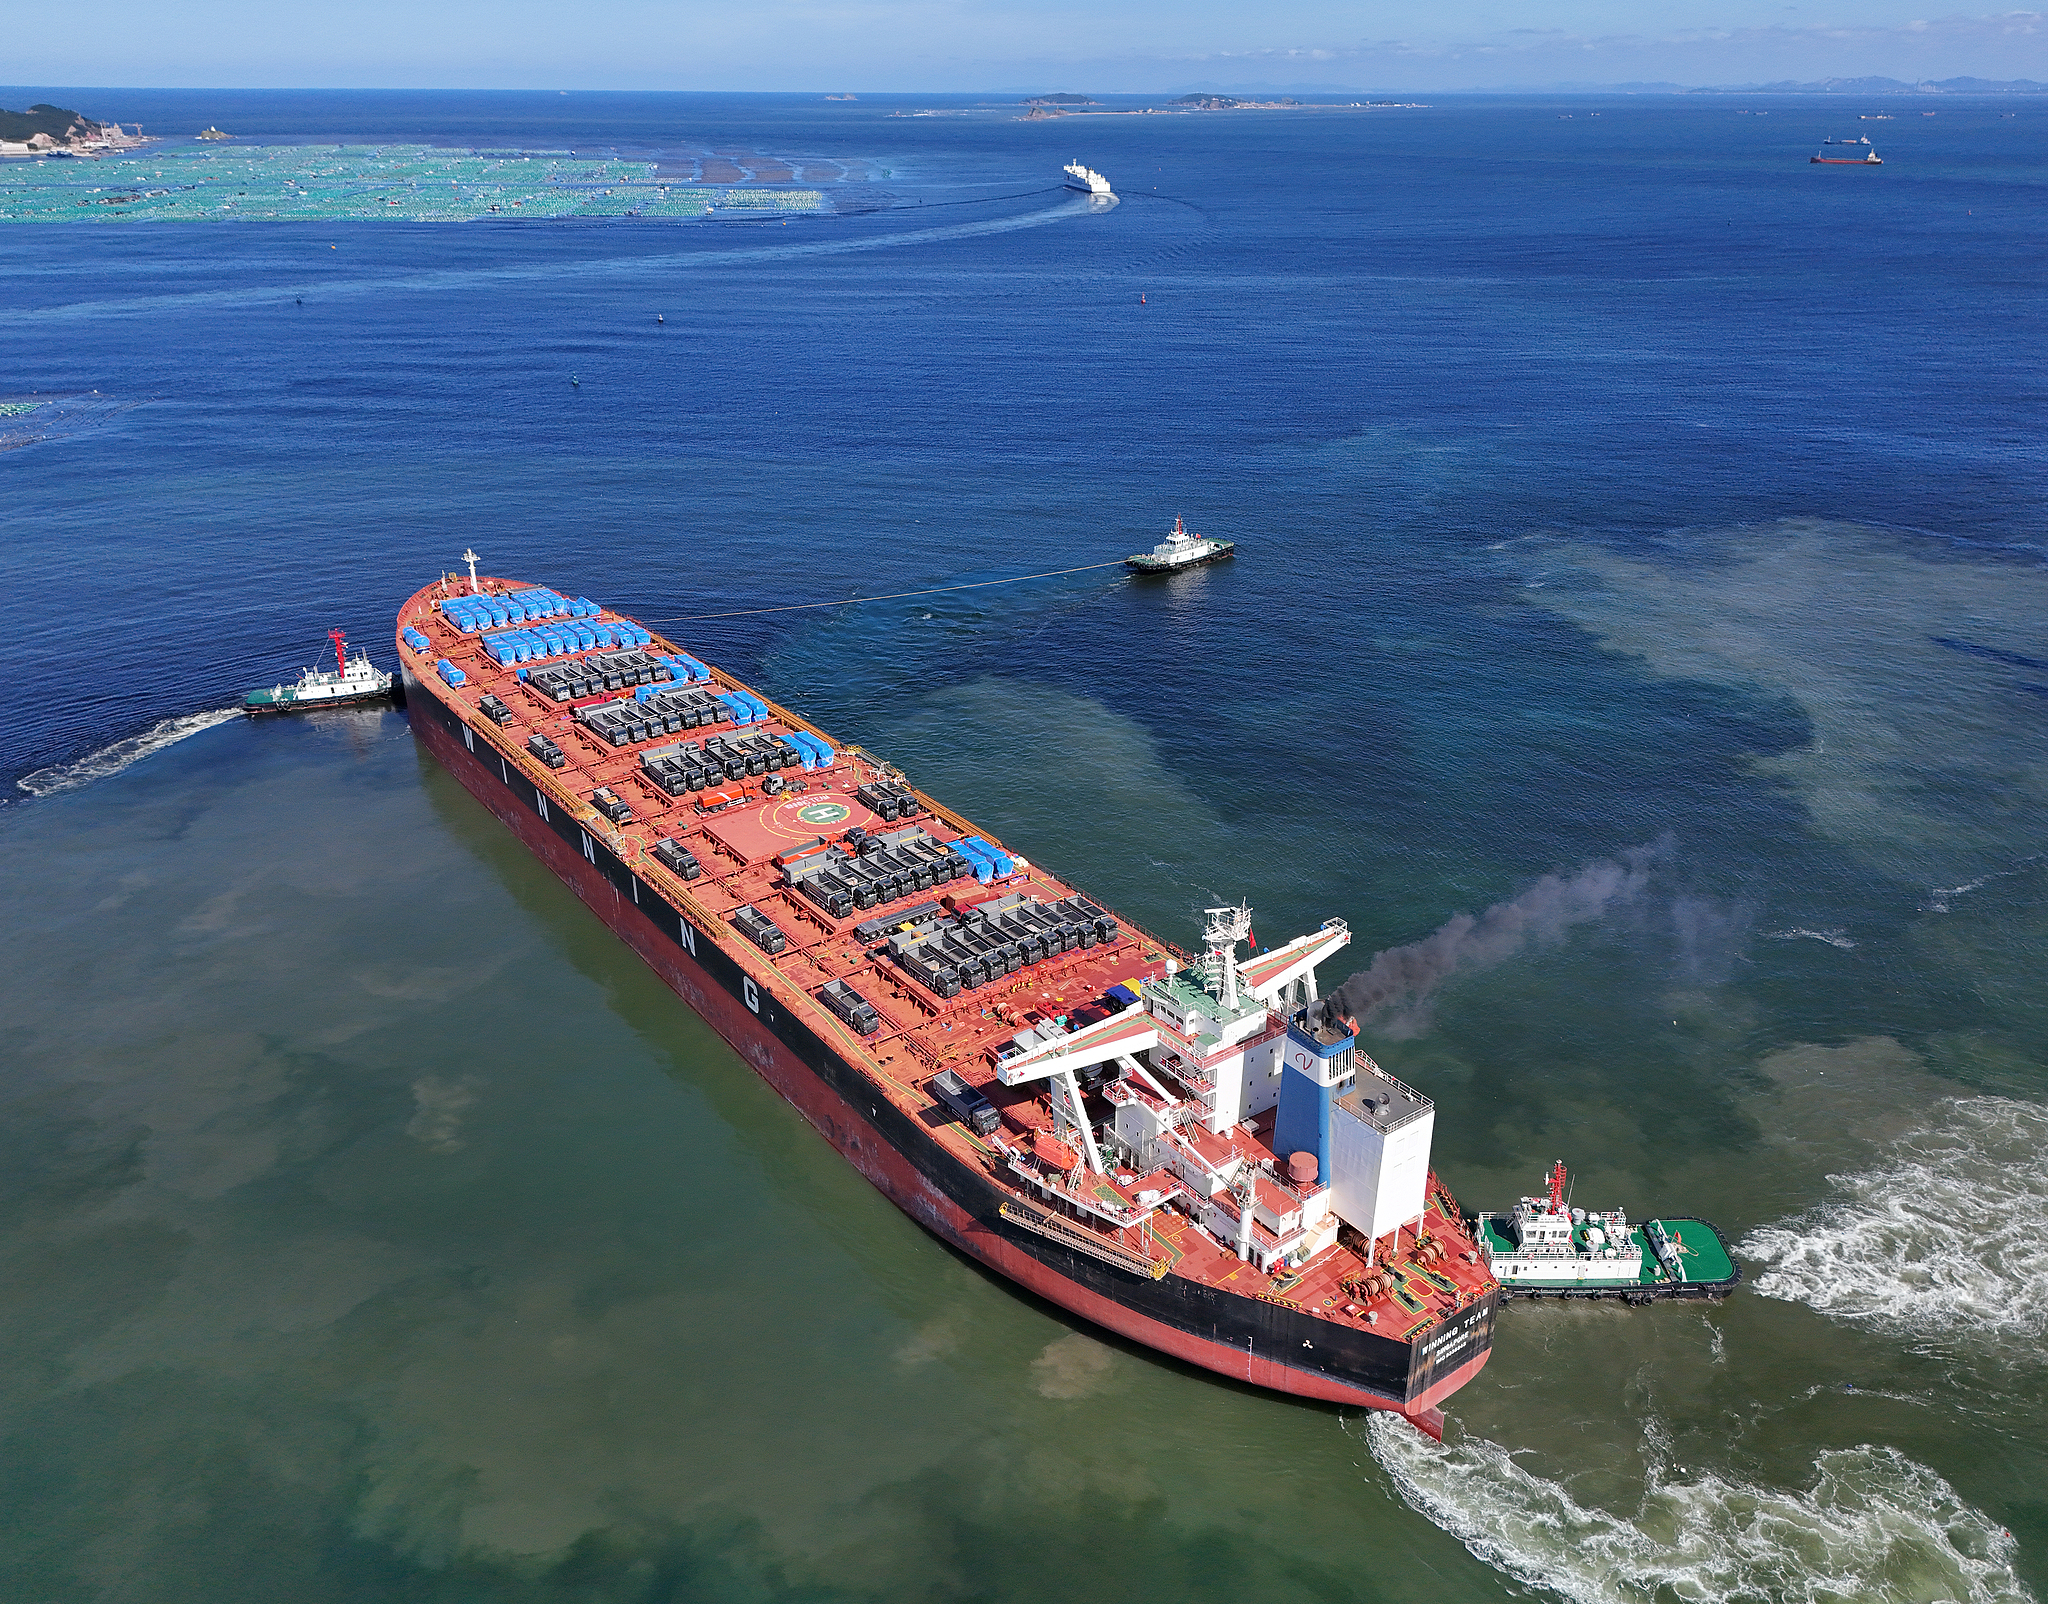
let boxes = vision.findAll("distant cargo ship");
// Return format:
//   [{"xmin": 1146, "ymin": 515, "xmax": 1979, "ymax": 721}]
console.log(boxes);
[
  {"xmin": 1126, "ymin": 515, "xmax": 1235, "ymax": 574},
  {"xmin": 1063, "ymin": 161, "xmax": 1113, "ymax": 195},
  {"xmin": 1812, "ymin": 138, "xmax": 1881, "ymax": 165},
  {"xmin": 397, "ymin": 563, "xmax": 1499, "ymax": 1437}
]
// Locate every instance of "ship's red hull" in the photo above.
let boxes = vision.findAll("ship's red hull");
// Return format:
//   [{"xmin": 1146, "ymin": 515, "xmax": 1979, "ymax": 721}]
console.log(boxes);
[{"xmin": 409, "ymin": 690, "xmax": 1487, "ymax": 1436}]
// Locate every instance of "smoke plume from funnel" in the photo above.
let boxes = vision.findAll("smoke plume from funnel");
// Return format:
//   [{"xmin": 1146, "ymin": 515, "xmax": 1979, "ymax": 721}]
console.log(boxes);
[{"xmin": 1324, "ymin": 841, "xmax": 1666, "ymax": 1036}]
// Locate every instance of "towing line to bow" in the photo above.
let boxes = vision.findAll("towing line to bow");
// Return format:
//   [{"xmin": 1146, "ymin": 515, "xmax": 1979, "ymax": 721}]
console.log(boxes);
[{"xmin": 639, "ymin": 559, "xmax": 1131, "ymax": 624}]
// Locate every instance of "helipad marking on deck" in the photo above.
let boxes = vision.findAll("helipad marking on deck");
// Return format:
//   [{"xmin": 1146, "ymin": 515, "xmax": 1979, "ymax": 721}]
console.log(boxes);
[{"xmin": 795, "ymin": 801, "xmax": 851, "ymax": 827}]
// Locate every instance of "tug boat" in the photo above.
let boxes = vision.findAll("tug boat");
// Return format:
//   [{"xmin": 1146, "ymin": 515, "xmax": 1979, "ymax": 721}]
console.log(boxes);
[
  {"xmin": 396, "ymin": 560, "xmax": 1501, "ymax": 1436},
  {"xmin": 1811, "ymin": 138, "xmax": 1882, "ymax": 165},
  {"xmin": 1475, "ymin": 1163, "xmax": 1741, "ymax": 1302},
  {"xmin": 1125, "ymin": 515, "xmax": 1235, "ymax": 574},
  {"xmin": 245, "ymin": 629, "xmax": 396, "ymax": 714}
]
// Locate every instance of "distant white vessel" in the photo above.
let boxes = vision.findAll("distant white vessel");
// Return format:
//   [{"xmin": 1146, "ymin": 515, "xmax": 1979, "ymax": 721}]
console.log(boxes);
[{"xmin": 1063, "ymin": 161, "xmax": 1113, "ymax": 196}]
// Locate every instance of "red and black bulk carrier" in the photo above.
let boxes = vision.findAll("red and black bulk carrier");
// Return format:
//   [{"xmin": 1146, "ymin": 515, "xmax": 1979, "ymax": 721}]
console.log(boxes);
[{"xmin": 398, "ymin": 570, "xmax": 1499, "ymax": 1436}]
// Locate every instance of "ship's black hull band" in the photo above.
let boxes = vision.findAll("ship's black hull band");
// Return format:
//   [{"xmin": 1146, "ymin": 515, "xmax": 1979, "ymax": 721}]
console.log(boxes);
[
  {"xmin": 1125, "ymin": 550, "xmax": 1235, "ymax": 575},
  {"xmin": 406, "ymin": 670, "xmax": 1497, "ymax": 1407}
]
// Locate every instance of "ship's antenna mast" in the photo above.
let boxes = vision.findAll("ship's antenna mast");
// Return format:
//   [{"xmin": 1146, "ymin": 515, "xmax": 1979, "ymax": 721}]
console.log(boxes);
[
  {"xmin": 1202, "ymin": 904, "xmax": 1253, "ymax": 1011},
  {"xmin": 329, "ymin": 628, "xmax": 348, "ymax": 676},
  {"xmin": 1547, "ymin": 1161, "xmax": 1567, "ymax": 1214},
  {"xmin": 462, "ymin": 548, "xmax": 481, "ymax": 595}
]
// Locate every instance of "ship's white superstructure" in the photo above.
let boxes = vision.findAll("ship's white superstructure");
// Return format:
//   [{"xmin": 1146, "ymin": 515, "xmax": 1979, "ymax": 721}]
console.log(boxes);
[
  {"xmin": 993, "ymin": 905, "xmax": 1457, "ymax": 1279},
  {"xmin": 1063, "ymin": 161, "xmax": 1114, "ymax": 195},
  {"xmin": 1481, "ymin": 1163, "xmax": 1646, "ymax": 1286}
]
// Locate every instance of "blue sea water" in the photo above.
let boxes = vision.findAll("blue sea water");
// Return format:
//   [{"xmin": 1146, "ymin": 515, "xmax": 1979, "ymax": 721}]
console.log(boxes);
[{"xmin": 4, "ymin": 89, "xmax": 2047, "ymax": 1603}]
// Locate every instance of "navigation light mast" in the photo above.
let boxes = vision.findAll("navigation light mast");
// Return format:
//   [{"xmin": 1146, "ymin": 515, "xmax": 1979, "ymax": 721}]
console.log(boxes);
[{"xmin": 1203, "ymin": 903, "xmax": 1254, "ymax": 1011}]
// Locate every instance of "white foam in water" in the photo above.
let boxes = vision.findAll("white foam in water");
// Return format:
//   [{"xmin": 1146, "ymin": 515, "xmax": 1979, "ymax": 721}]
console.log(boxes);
[
  {"xmin": 1767, "ymin": 928, "xmax": 1858, "ymax": 949},
  {"xmin": 1741, "ymin": 1097, "xmax": 2048, "ymax": 1344},
  {"xmin": 1367, "ymin": 1415, "xmax": 2031, "ymax": 1604},
  {"xmin": 15, "ymin": 709, "xmax": 240, "ymax": 798},
  {"xmin": 1923, "ymin": 856, "xmax": 2044, "ymax": 914}
]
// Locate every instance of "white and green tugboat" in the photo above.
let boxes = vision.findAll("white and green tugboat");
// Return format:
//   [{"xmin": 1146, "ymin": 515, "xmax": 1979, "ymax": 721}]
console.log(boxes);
[
  {"xmin": 1125, "ymin": 515, "xmax": 1235, "ymax": 574},
  {"xmin": 1475, "ymin": 1162, "xmax": 1740, "ymax": 1303},
  {"xmin": 245, "ymin": 629, "xmax": 396, "ymax": 714}
]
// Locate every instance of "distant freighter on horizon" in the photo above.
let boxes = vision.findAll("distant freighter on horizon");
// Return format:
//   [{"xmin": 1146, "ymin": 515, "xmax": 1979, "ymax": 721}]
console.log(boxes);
[
  {"xmin": 1812, "ymin": 138, "xmax": 1881, "ymax": 165},
  {"xmin": 1063, "ymin": 161, "xmax": 1113, "ymax": 196}
]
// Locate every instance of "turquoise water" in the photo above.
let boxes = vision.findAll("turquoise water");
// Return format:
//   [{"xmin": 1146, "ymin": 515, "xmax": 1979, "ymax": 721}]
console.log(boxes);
[{"xmin": 4, "ymin": 88, "xmax": 2046, "ymax": 1603}]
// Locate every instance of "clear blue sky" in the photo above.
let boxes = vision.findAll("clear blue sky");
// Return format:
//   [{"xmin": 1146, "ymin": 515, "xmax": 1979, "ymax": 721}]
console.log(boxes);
[{"xmin": 12, "ymin": 0, "xmax": 2045, "ymax": 90}]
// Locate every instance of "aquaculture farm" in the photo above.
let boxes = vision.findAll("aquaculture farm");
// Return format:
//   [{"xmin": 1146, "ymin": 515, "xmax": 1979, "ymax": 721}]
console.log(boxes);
[{"xmin": 0, "ymin": 144, "xmax": 826, "ymax": 222}]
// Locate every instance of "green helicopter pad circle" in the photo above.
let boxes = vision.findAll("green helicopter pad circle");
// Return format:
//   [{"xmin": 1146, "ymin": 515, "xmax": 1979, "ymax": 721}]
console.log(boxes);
[{"xmin": 795, "ymin": 800, "xmax": 852, "ymax": 827}]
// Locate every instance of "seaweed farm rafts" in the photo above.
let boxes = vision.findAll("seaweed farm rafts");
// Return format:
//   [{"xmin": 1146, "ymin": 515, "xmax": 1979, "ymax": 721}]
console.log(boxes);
[{"xmin": 0, "ymin": 144, "xmax": 828, "ymax": 223}]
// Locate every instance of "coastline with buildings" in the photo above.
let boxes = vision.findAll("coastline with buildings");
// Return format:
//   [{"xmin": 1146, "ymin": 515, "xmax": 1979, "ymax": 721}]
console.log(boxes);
[{"xmin": 0, "ymin": 103, "xmax": 153, "ymax": 157}]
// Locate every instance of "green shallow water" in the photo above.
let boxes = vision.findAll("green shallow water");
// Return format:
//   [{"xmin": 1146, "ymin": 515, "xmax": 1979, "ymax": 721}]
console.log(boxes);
[{"xmin": 0, "ymin": 714, "xmax": 1524, "ymax": 1601}]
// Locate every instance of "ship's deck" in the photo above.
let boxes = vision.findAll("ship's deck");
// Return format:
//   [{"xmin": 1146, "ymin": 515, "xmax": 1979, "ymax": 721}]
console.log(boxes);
[{"xmin": 398, "ymin": 575, "xmax": 1499, "ymax": 1344}]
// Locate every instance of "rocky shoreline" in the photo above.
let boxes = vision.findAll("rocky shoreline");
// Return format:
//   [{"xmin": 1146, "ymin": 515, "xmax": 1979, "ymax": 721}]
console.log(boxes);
[{"xmin": 0, "ymin": 103, "xmax": 150, "ymax": 157}]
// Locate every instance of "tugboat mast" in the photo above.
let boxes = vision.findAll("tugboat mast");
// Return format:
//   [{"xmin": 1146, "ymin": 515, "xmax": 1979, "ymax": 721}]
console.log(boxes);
[{"xmin": 329, "ymin": 628, "xmax": 349, "ymax": 677}]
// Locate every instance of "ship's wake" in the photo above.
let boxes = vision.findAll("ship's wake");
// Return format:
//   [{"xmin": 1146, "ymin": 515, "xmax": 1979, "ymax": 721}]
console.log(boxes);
[
  {"xmin": 0, "ymin": 195, "xmax": 1099, "ymax": 326},
  {"xmin": 1366, "ymin": 1414, "xmax": 2030, "ymax": 1604},
  {"xmin": 15, "ymin": 709, "xmax": 239, "ymax": 798},
  {"xmin": 1740, "ymin": 1096, "xmax": 2048, "ymax": 1346}
]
